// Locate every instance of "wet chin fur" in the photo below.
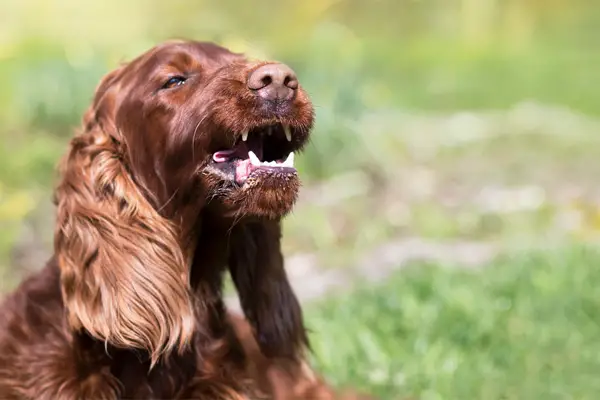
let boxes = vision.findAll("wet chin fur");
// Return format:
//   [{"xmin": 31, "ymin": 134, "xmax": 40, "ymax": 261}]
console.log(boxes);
[{"xmin": 226, "ymin": 170, "xmax": 300, "ymax": 219}]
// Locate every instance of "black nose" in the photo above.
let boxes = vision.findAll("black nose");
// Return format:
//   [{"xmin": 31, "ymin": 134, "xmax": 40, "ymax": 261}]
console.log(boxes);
[{"xmin": 247, "ymin": 63, "xmax": 298, "ymax": 102}]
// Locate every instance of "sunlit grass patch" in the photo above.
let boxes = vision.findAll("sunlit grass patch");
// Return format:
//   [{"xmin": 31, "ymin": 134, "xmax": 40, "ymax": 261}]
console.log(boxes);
[{"xmin": 307, "ymin": 244, "xmax": 600, "ymax": 399}]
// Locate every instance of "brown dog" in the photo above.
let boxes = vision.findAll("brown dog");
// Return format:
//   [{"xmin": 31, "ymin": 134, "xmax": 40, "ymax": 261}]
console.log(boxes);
[{"xmin": 0, "ymin": 40, "xmax": 322, "ymax": 399}]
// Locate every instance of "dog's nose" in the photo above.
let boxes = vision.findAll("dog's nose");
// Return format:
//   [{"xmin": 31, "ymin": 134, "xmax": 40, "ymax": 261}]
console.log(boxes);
[{"xmin": 247, "ymin": 63, "xmax": 298, "ymax": 102}]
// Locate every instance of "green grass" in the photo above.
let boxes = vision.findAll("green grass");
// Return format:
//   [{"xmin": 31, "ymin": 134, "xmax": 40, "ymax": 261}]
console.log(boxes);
[{"xmin": 306, "ymin": 244, "xmax": 600, "ymax": 399}]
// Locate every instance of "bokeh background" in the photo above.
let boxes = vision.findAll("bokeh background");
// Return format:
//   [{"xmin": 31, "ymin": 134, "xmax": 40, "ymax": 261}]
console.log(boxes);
[{"xmin": 2, "ymin": 1, "xmax": 600, "ymax": 398}]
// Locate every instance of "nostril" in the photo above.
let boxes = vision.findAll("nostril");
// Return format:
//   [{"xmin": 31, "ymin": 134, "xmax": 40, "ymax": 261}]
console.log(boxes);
[
  {"xmin": 283, "ymin": 75, "xmax": 298, "ymax": 90},
  {"xmin": 261, "ymin": 75, "xmax": 273, "ymax": 87}
]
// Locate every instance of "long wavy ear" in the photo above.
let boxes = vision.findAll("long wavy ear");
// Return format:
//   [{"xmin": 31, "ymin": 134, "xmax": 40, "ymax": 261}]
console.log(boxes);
[{"xmin": 53, "ymin": 69, "xmax": 195, "ymax": 364}]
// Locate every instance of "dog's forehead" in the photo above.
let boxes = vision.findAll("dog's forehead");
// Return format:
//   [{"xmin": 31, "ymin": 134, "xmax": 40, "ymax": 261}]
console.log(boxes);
[{"xmin": 139, "ymin": 41, "xmax": 245, "ymax": 73}]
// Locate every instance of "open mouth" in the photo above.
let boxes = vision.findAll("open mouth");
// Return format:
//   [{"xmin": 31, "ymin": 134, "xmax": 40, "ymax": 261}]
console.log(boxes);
[{"xmin": 210, "ymin": 123, "xmax": 299, "ymax": 185}]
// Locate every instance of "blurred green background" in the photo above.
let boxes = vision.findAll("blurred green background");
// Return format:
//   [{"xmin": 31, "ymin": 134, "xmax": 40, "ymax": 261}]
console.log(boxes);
[{"xmin": 2, "ymin": 0, "xmax": 600, "ymax": 398}]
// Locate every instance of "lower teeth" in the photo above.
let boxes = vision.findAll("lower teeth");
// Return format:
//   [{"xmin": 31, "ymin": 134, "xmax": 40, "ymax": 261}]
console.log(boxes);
[{"xmin": 248, "ymin": 151, "xmax": 295, "ymax": 168}]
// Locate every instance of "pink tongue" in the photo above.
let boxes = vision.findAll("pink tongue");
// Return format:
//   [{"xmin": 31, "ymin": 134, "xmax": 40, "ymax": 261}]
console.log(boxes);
[
  {"xmin": 213, "ymin": 135, "xmax": 264, "ymax": 163},
  {"xmin": 235, "ymin": 159, "xmax": 253, "ymax": 183},
  {"xmin": 213, "ymin": 141, "xmax": 256, "ymax": 163},
  {"xmin": 213, "ymin": 149, "xmax": 237, "ymax": 162}
]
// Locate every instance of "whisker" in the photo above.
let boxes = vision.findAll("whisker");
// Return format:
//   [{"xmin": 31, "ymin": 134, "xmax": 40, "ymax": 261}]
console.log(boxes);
[
  {"xmin": 157, "ymin": 188, "xmax": 179, "ymax": 213},
  {"xmin": 191, "ymin": 114, "xmax": 209, "ymax": 163}
]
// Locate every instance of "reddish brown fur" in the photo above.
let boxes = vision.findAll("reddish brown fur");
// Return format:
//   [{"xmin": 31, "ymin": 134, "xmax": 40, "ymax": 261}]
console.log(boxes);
[
  {"xmin": 227, "ymin": 314, "xmax": 376, "ymax": 400},
  {"xmin": 0, "ymin": 40, "xmax": 356, "ymax": 399}
]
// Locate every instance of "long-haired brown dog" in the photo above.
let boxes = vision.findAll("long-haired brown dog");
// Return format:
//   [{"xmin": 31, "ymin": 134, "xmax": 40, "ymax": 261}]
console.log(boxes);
[{"xmin": 0, "ymin": 40, "xmax": 371, "ymax": 399}]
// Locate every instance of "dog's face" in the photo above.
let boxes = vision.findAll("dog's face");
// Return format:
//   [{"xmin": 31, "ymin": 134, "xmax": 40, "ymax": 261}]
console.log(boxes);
[{"xmin": 99, "ymin": 40, "xmax": 314, "ymax": 220}]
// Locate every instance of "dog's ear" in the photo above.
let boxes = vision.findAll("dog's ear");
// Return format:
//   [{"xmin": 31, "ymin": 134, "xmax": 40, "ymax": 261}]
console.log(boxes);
[{"xmin": 53, "ymin": 68, "xmax": 194, "ymax": 364}]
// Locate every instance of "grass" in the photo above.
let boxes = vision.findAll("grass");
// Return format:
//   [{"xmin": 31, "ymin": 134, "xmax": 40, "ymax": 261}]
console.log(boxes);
[{"xmin": 306, "ymin": 244, "xmax": 600, "ymax": 399}]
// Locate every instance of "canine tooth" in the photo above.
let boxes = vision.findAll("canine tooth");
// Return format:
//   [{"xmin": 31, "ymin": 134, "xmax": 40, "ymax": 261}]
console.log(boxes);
[
  {"xmin": 241, "ymin": 131, "xmax": 249, "ymax": 141},
  {"xmin": 248, "ymin": 151, "xmax": 260, "ymax": 166},
  {"xmin": 282, "ymin": 152, "xmax": 295, "ymax": 168},
  {"xmin": 267, "ymin": 127, "xmax": 272, "ymax": 136},
  {"xmin": 283, "ymin": 125, "xmax": 292, "ymax": 142}
]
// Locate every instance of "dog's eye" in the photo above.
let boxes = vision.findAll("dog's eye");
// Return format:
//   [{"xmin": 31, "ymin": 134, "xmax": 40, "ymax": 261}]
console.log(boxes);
[{"xmin": 162, "ymin": 76, "xmax": 187, "ymax": 90}]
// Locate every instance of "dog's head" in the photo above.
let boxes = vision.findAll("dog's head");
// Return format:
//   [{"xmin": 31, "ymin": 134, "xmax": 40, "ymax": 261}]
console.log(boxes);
[{"xmin": 91, "ymin": 40, "xmax": 313, "ymax": 220}]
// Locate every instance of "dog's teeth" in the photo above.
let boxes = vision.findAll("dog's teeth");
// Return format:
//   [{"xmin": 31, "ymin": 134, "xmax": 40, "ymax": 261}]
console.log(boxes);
[
  {"xmin": 282, "ymin": 152, "xmax": 295, "ymax": 168},
  {"xmin": 248, "ymin": 151, "xmax": 260, "ymax": 166},
  {"xmin": 267, "ymin": 127, "xmax": 272, "ymax": 136},
  {"xmin": 241, "ymin": 131, "xmax": 249, "ymax": 141},
  {"xmin": 283, "ymin": 125, "xmax": 292, "ymax": 142}
]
